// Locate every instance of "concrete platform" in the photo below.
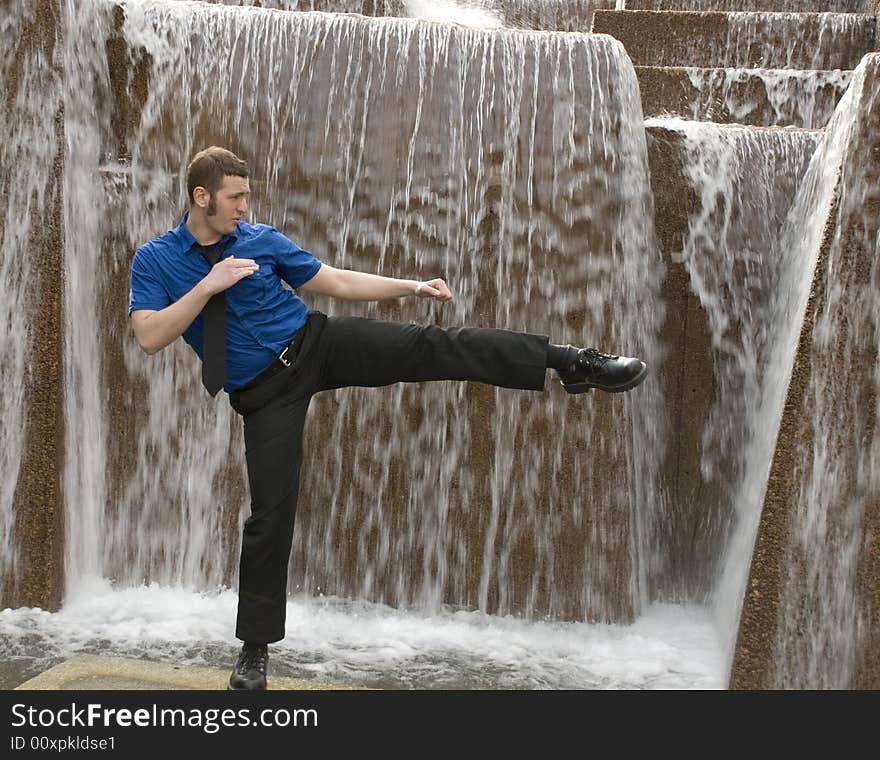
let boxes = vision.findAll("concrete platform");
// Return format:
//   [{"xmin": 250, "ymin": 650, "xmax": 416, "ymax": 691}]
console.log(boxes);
[
  {"xmin": 14, "ymin": 654, "xmax": 364, "ymax": 691},
  {"xmin": 592, "ymin": 10, "xmax": 877, "ymax": 69}
]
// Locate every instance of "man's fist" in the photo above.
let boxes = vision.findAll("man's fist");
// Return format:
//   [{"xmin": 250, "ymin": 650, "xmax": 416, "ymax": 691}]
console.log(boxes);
[{"xmin": 414, "ymin": 278, "xmax": 453, "ymax": 302}]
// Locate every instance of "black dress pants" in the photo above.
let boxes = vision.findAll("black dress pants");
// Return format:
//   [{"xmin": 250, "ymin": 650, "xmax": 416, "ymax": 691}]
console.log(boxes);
[{"xmin": 228, "ymin": 311, "xmax": 549, "ymax": 644}]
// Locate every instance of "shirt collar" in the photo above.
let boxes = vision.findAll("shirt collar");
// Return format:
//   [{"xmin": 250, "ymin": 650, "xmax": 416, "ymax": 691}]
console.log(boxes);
[{"xmin": 175, "ymin": 212, "xmax": 237, "ymax": 253}]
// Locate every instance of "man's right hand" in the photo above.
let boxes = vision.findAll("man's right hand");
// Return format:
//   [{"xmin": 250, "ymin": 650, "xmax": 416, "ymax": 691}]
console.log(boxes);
[
  {"xmin": 201, "ymin": 256, "xmax": 260, "ymax": 296},
  {"xmin": 131, "ymin": 257, "xmax": 259, "ymax": 355}
]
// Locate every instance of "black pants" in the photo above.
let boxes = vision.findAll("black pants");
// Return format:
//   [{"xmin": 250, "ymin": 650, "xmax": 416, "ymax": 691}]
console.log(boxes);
[{"xmin": 228, "ymin": 311, "xmax": 549, "ymax": 644}]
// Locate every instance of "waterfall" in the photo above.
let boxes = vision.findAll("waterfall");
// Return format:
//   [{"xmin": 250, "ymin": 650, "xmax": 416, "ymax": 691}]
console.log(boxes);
[
  {"xmin": 6, "ymin": 0, "xmax": 873, "ymax": 691},
  {"xmin": 681, "ymin": 68, "xmax": 852, "ymax": 129},
  {"xmin": 643, "ymin": 101, "xmax": 863, "ymax": 677},
  {"xmin": 493, "ymin": 1, "xmax": 619, "ymax": 31},
  {"xmin": 53, "ymin": 0, "xmax": 664, "ymax": 623},
  {"xmin": 644, "ymin": 119, "xmax": 819, "ymax": 619},
  {"xmin": 711, "ymin": 79, "xmax": 862, "ymax": 676},
  {"xmin": 610, "ymin": 11, "xmax": 876, "ymax": 70},
  {"xmin": 766, "ymin": 58, "xmax": 880, "ymax": 688},
  {"xmin": 61, "ymin": 0, "xmax": 116, "ymax": 595},
  {"xmin": 724, "ymin": 12, "xmax": 874, "ymax": 70}
]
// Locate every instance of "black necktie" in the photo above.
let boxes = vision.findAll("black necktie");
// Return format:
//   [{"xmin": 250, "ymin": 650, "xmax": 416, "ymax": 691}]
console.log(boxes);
[{"xmin": 195, "ymin": 241, "xmax": 227, "ymax": 397}]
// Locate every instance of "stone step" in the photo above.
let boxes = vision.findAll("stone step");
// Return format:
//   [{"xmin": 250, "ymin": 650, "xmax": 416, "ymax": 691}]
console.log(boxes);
[
  {"xmin": 623, "ymin": 1, "xmax": 870, "ymax": 12},
  {"xmin": 592, "ymin": 10, "xmax": 877, "ymax": 69},
  {"xmin": 13, "ymin": 653, "xmax": 366, "ymax": 690},
  {"xmin": 636, "ymin": 65, "xmax": 852, "ymax": 127}
]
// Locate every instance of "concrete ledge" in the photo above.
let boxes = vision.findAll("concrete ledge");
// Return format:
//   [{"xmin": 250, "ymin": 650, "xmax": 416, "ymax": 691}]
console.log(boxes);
[
  {"xmin": 592, "ymin": 10, "xmax": 877, "ymax": 69},
  {"xmin": 14, "ymin": 654, "xmax": 363, "ymax": 691}
]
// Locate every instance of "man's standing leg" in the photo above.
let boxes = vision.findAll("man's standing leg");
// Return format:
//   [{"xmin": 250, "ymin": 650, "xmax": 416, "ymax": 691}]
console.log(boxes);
[
  {"xmin": 227, "ymin": 378, "xmax": 313, "ymax": 690},
  {"xmin": 236, "ymin": 394, "xmax": 311, "ymax": 643}
]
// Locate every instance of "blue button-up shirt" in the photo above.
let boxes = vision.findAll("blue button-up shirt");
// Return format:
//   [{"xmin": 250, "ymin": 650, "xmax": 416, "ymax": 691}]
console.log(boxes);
[{"xmin": 129, "ymin": 214, "xmax": 322, "ymax": 392}]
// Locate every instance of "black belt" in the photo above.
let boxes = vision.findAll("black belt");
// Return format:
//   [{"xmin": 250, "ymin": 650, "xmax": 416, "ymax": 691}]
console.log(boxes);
[{"xmin": 239, "ymin": 327, "xmax": 305, "ymax": 392}]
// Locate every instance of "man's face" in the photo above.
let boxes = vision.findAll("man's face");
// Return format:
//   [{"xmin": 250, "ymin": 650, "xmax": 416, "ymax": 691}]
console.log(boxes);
[{"xmin": 204, "ymin": 174, "xmax": 250, "ymax": 235}]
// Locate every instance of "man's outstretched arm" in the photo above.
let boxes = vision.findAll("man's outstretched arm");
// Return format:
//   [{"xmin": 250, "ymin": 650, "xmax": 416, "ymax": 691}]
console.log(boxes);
[{"xmin": 297, "ymin": 263, "xmax": 453, "ymax": 303}]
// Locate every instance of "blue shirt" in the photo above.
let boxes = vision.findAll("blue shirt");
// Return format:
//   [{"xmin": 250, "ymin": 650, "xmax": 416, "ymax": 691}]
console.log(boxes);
[{"xmin": 129, "ymin": 214, "xmax": 322, "ymax": 392}]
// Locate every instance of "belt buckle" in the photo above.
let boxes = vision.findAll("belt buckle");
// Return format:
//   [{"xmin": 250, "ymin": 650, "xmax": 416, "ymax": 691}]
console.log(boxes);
[{"xmin": 278, "ymin": 345, "xmax": 292, "ymax": 367}]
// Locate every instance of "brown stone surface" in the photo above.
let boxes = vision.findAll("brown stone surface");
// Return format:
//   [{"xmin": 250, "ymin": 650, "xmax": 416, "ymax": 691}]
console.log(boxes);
[
  {"xmin": 731, "ymin": 54, "xmax": 880, "ymax": 690},
  {"xmin": 593, "ymin": 10, "xmax": 727, "ymax": 70},
  {"xmin": 4, "ymin": 0, "xmax": 66, "ymax": 612},
  {"xmin": 592, "ymin": 10, "xmax": 877, "ymax": 69},
  {"xmin": 872, "ymin": 1, "xmax": 880, "ymax": 47},
  {"xmin": 644, "ymin": 126, "xmax": 722, "ymax": 603},
  {"xmin": 105, "ymin": 5, "xmax": 152, "ymax": 162}
]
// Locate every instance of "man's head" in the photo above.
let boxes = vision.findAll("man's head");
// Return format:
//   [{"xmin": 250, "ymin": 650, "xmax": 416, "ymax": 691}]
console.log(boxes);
[{"xmin": 186, "ymin": 146, "xmax": 250, "ymax": 237}]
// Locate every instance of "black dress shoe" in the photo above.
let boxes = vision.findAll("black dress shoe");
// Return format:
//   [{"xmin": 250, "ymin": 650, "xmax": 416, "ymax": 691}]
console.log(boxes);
[
  {"xmin": 557, "ymin": 348, "xmax": 648, "ymax": 394},
  {"xmin": 228, "ymin": 642, "xmax": 268, "ymax": 690}
]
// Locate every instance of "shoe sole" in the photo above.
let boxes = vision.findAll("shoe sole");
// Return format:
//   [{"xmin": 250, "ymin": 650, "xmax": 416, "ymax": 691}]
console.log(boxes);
[{"xmin": 561, "ymin": 361, "xmax": 648, "ymax": 395}]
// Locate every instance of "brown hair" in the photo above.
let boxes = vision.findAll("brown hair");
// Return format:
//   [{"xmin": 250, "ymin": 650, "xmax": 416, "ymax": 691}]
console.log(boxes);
[{"xmin": 185, "ymin": 146, "xmax": 249, "ymax": 206}]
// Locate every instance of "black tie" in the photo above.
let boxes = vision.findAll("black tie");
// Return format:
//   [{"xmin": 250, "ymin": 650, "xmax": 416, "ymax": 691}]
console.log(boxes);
[{"xmin": 195, "ymin": 241, "xmax": 228, "ymax": 397}]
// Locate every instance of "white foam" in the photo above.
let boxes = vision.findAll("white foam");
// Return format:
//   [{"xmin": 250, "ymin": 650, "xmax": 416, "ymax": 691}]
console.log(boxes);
[
  {"xmin": 403, "ymin": 0, "xmax": 503, "ymax": 28},
  {"xmin": 1, "ymin": 585, "xmax": 724, "ymax": 689}
]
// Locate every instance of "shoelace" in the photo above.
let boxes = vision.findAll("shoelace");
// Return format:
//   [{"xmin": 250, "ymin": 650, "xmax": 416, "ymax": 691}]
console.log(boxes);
[
  {"xmin": 237, "ymin": 645, "xmax": 268, "ymax": 674},
  {"xmin": 579, "ymin": 348, "xmax": 619, "ymax": 367}
]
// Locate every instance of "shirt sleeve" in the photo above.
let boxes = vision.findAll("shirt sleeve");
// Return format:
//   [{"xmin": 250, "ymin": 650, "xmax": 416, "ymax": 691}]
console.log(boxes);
[
  {"xmin": 128, "ymin": 248, "xmax": 171, "ymax": 315},
  {"xmin": 273, "ymin": 230, "xmax": 323, "ymax": 289}
]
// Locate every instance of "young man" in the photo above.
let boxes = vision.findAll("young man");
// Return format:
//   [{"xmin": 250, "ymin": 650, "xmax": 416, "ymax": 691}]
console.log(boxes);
[{"xmin": 129, "ymin": 146, "xmax": 648, "ymax": 690}]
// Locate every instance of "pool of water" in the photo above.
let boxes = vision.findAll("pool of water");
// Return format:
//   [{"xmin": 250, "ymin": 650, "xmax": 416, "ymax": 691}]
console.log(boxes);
[{"xmin": 0, "ymin": 581, "xmax": 724, "ymax": 690}]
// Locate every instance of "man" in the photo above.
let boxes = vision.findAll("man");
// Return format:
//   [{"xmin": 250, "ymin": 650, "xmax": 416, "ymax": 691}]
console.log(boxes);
[{"xmin": 129, "ymin": 146, "xmax": 648, "ymax": 690}]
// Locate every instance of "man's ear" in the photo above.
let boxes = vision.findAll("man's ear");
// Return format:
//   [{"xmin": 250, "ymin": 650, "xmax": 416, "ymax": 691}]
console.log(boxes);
[{"xmin": 192, "ymin": 186, "xmax": 210, "ymax": 208}]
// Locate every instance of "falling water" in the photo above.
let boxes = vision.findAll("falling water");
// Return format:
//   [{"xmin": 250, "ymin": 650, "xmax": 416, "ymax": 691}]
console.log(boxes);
[
  {"xmin": 622, "ymin": 11, "xmax": 876, "ymax": 70},
  {"xmin": 214, "ymin": 0, "xmax": 406, "ymax": 12},
  {"xmin": 205, "ymin": 0, "xmax": 623, "ymax": 31},
  {"xmin": 52, "ymin": 0, "xmax": 664, "ymax": 626},
  {"xmin": 681, "ymin": 67, "xmax": 852, "ymax": 128},
  {"xmin": 643, "ymin": 100, "xmax": 869, "ymax": 680},
  {"xmin": 493, "ymin": 1, "xmax": 619, "ymax": 31},
  {"xmin": 767, "ymin": 57, "xmax": 880, "ymax": 688},
  {"xmin": 643, "ymin": 118, "xmax": 819, "ymax": 621},
  {"xmin": 710, "ymin": 74, "xmax": 862, "ymax": 675},
  {"xmin": 724, "ymin": 12, "xmax": 875, "ymax": 70},
  {"xmin": 61, "ymin": 0, "xmax": 116, "ymax": 594},
  {"xmin": 403, "ymin": 0, "xmax": 503, "ymax": 27}
]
